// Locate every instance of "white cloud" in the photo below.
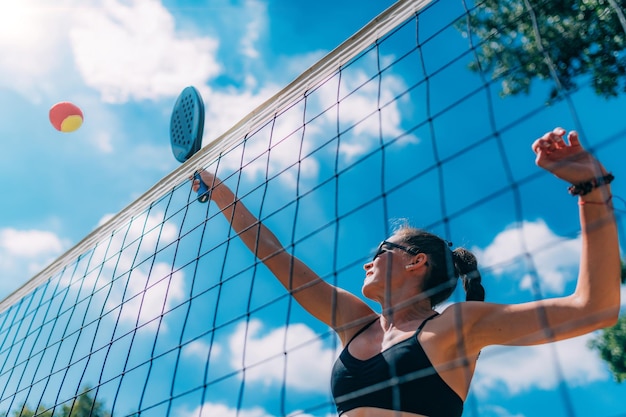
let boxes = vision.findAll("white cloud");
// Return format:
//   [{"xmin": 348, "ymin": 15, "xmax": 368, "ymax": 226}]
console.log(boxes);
[
  {"xmin": 175, "ymin": 403, "xmax": 275, "ymax": 417},
  {"xmin": 239, "ymin": 0, "xmax": 266, "ymax": 59},
  {"xmin": 475, "ymin": 219, "xmax": 581, "ymax": 294},
  {"xmin": 70, "ymin": 0, "xmax": 221, "ymax": 103},
  {"xmin": 472, "ymin": 333, "xmax": 608, "ymax": 397},
  {"xmin": 228, "ymin": 319, "xmax": 336, "ymax": 393},
  {"xmin": 0, "ymin": 227, "xmax": 68, "ymax": 297},
  {"xmin": 182, "ymin": 340, "xmax": 220, "ymax": 360},
  {"xmin": 0, "ymin": 0, "xmax": 222, "ymax": 103},
  {"xmin": 0, "ymin": 228, "xmax": 65, "ymax": 257}
]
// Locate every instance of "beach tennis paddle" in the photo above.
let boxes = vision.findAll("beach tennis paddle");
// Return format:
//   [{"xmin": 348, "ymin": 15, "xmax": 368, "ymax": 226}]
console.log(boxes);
[{"xmin": 170, "ymin": 86, "xmax": 209, "ymax": 203}]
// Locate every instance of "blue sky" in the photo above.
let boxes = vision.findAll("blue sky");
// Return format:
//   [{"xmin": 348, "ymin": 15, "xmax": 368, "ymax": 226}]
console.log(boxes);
[{"xmin": 1, "ymin": 1, "xmax": 626, "ymax": 417}]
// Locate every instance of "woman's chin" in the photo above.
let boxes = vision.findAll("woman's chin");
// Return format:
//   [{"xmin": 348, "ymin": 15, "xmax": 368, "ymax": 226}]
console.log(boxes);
[{"xmin": 361, "ymin": 281, "xmax": 379, "ymax": 301}]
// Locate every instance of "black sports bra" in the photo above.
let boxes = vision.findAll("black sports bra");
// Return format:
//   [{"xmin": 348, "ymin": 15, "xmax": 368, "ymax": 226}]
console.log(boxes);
[{"xmin": 331, "ymin": 313, "xmax": 463, "ymax": 416}]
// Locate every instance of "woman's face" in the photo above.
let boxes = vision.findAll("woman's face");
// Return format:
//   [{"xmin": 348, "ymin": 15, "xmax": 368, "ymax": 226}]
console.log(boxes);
[{"xmin": 362, "ymin": 237, "xmax": 417, "ymax": 300}]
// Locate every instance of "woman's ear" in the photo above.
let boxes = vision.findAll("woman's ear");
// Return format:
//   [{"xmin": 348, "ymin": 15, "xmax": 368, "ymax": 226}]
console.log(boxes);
[{"xmin": 405, "ymin": 253, "xmax": 428, "ymax": 270}]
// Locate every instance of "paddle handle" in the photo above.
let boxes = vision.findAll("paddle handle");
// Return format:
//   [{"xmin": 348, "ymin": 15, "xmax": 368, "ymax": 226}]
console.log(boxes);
[{"xmin": 194, "ymin": 172, "xmax": 210, "ymax": 203}]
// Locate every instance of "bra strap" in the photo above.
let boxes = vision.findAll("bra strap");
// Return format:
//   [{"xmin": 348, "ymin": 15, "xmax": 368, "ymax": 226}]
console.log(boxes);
[
  {"xmin": 416, "ymin": 312, "xmax": 439, "ymax": 333},
  {"xmin": 347, "ymin": 312, "xmax": 438, "ymax": 345},
  {"xmin": 346, "ymin": 317, "xmax": 379, "ymax": 346}
]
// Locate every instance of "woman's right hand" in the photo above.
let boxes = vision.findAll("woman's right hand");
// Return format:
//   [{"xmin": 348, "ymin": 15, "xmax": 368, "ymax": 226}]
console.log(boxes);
[{"xmin": 191, "ymin": 169, "xmax": 217, "ymax": 194}]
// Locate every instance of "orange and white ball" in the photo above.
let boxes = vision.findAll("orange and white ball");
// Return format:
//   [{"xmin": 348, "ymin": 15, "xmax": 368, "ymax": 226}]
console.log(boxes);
[{"xmin": 49, "ymin": 102, "xmax": 83, "ymax": 132}]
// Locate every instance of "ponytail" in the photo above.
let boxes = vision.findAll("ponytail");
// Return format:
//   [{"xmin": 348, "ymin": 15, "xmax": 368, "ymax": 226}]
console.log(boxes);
[
  {"xmin": 452, "ymin": 248, "xmax": 485, "ymax": 302},
  {"xmin": 394, "ymin": 226, "xmax": 486, "ymax": 307}
]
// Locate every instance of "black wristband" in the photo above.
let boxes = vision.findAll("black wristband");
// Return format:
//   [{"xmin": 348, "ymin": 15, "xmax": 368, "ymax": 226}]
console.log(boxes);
[{"xmin": 568, "ymin": 173, "xmax": 614, "ymax": 196}]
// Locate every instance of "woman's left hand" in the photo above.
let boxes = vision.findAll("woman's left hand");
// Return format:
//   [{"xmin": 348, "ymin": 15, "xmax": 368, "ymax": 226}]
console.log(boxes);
[{"xmin": 531, "ymin": 127, "xmax": 606, "ymax": 185}]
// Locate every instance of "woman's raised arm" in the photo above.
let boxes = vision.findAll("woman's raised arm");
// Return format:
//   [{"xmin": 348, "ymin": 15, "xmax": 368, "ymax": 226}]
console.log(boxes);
[
  {"xmin": 192, "ymin": 170, "xmax": 375, "ymax": 343},
  {"xmin": 458, "ymin": 127, "xmax": 620, "ymax": 352}
]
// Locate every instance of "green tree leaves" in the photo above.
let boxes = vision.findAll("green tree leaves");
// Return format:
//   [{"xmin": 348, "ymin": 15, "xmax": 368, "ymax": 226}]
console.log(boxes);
[
  {"xmin": 6, "ymin": 388, "xmax": 110, "ymax": 417},
  {"xmin": 460, "ymin": 0, "xmax": 626, "ymax": 98},
  {"xmin": 588, "ymin": 261, "xmax": 626, "ymax": 383},
  {"xmin": 589, "ymin": 315, "xmax": 626, "ymax": 382}
]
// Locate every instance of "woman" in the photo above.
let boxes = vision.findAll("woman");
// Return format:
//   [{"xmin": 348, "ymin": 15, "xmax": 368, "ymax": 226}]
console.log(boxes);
[{"xmin": 192, "ymin": 127, "xmax": 620, "ymax": 417}]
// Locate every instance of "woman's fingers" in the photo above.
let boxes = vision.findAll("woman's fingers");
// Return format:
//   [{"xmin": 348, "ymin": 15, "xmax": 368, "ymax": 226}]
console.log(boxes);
[
  {"xmin": 532, "ymin": 127, "xmax": 580, "ymax": 157},
  {"xmin": 568, "ymin": 130, "xmax": 580, "ymax": 147},
  {"xmin": 190, "ymin": 169, "xmax": 219, "ymax": 192}
]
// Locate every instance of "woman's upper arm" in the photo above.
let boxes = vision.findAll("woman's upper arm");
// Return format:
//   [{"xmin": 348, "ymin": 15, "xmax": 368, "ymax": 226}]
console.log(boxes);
[
  {"xmin": 462, "ymin": 296, "xmax": 615, "ymax": 352},
  {"xmin": 263, "ymin": 250, "xmax": 375, "ymax": 342}
]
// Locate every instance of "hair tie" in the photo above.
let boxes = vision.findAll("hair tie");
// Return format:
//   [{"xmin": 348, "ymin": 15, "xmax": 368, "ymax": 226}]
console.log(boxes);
[{"xmin": 568, "ymin": 173, "xmax": 614, "ymax": 196}]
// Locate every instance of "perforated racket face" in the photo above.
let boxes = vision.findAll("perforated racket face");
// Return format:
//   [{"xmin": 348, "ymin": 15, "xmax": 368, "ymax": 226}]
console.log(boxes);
[{"xmin": 170, "ymin": 86, "xmax": 205, "ymax": 163}]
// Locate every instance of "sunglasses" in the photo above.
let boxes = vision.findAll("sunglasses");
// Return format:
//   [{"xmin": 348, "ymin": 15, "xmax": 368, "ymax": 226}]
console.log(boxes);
[{"xmin": 373, "ymin": 240, "xmax": 420, "ymax": 261}]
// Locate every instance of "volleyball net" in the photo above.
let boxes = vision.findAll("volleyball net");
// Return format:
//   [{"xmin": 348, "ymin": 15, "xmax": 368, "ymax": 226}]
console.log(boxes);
[{"xmin": 1, "ymin": 0, "xmax": 625, "ymax": 416}]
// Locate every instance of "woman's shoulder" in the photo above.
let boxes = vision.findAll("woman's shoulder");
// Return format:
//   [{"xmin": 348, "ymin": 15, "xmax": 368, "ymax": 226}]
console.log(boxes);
[
  {"xmin": 430, "ymin": 301, "xmax": 492, "ymax": 333},
  {"xmin": 437, "ymin": 300, "xmax": 495, "ymax": 316},
  {"xmin": 419, "ymin": 302, "xmax": 491, "ymax": 357}
]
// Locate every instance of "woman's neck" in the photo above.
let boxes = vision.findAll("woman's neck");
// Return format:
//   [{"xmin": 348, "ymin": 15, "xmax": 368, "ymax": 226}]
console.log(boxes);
[{"xmin": 380, "ymin": 301, "xmax": 434, "ymax": 329}]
